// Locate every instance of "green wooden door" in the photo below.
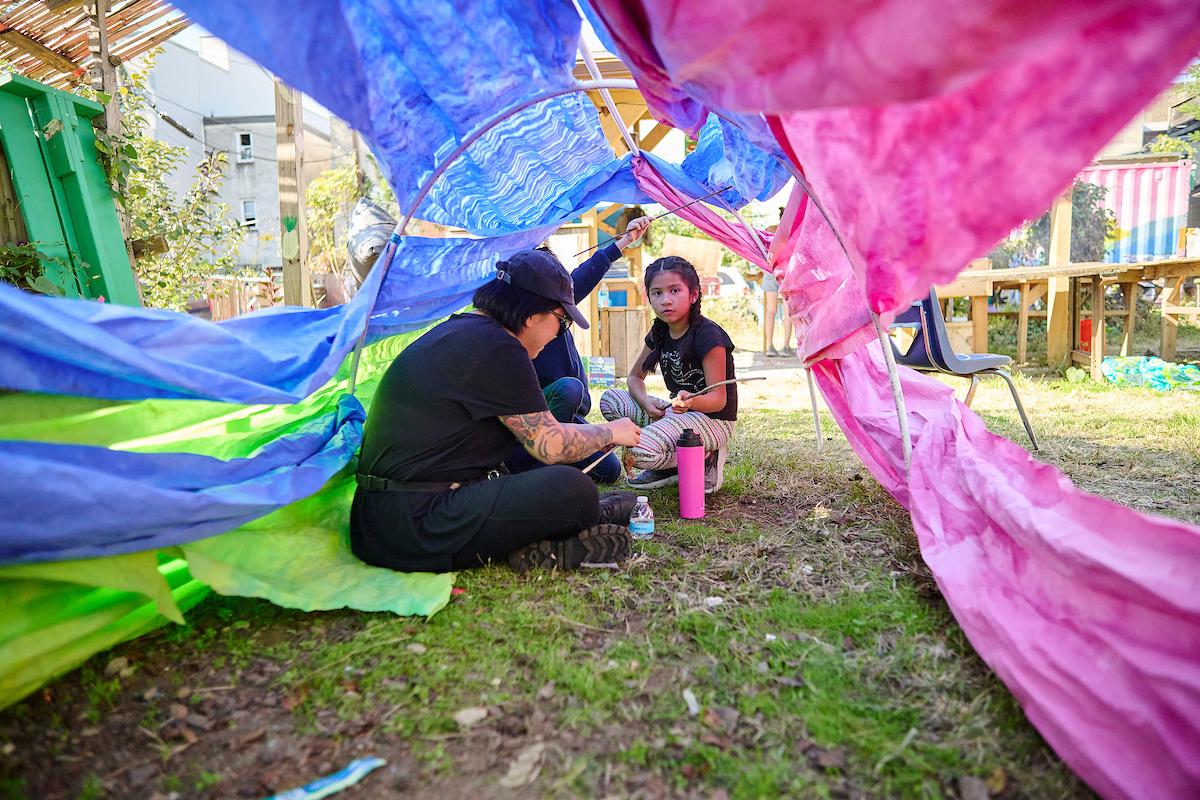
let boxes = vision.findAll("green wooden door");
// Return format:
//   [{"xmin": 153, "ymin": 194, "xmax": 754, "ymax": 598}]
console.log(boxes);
[{"xmin": 0, "ymin": 72, "xmax": 140, "ymax": 306}]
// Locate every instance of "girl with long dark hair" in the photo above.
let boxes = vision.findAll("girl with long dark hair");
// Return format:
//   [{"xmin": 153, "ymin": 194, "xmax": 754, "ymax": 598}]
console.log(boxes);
[{"xmin": 599, "ymin": 256, "xmax": 738, "ymax": 493}]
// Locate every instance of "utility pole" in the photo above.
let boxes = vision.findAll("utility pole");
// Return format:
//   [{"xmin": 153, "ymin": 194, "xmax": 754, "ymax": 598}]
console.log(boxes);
[
  {"xmin": 351, "ymin": 129, "xmax": 366, "ymax": 196},
  {"xmin": 274, "ymin": 78, "xmax": 311, "ymax": 306},
  {"xmin": 87, "ymin": 0, "xmax": 139, "ymax": 290},
  {"xmin": 86, "ymin": 0, "xmax": 121, "ymax": 135}
]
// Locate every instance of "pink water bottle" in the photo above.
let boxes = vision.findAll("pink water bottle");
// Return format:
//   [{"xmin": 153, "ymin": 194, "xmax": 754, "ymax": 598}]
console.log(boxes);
[{"xmin": 676, "ymin": 428, "xmax": 705, "ymax": 519}]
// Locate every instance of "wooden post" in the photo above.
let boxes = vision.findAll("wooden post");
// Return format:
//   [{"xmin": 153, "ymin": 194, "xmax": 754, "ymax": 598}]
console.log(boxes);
[
  {"xmin": 351, "ymin": 129, "xmax": 365, "ymax": 195},
  {"xmin": 970, "ymin": 295, "xmax": 988, "ymax": 354},
  {"xmin": 87, "ymin": 0, "xmax": 120, "ymax": 134},
  {"xmin": 1120, "ymin": 282, "xmax": 1137, "ymax": 356},
  {"xmin": 584, "ymin": 209, "xmax": 600, "ymax": 358},
  {"xmin": 1161, "ymin": 276, "xmax": 1182, "ymax": 361},
  {"xmin": 87, "ymin": 0, "xmax": 139, "ymax": 287},
  {"xmin": 1045, "ymin": 189, "xmax": 1073, "ymax": 367},
  {"xmin": 1017, "ymin": 281, "xmax": 1030, "ymax": 364},
  {"xmin": 275, "ymin": 79, "xmax": 311, "ymax": 306},
  {"xmin": 1090, "ymin": 278, "xmax": 1105, "ymax": 380}
]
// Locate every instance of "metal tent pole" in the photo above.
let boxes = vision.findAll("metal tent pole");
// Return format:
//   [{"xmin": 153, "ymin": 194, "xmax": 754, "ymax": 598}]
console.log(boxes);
[{"xmin": 345, "ymin": 79, "xmax": 640, "ymax": 394}]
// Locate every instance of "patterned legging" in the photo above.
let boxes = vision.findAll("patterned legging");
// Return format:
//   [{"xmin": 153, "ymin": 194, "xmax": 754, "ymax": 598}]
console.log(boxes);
[{"xmin": 599, "ymin": 388, "xmax": 735, "ymax": 470}]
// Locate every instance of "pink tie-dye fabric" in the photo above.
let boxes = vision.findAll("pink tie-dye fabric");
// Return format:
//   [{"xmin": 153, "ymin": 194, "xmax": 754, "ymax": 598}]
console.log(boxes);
[
  {"xmin": 631, "ymin": 157, "xmax": 774, "ymax": 265},
  {"xmin": 606, "ymin": 3, "xmax": 1200, "ymax": 792},
  {"xmin": 587, "ymin": 0, "xmax": 1167, "ymax": 129},
  {"xmin": 812, "ymin": 344, "xmax": 1200, "ymax": 799}
]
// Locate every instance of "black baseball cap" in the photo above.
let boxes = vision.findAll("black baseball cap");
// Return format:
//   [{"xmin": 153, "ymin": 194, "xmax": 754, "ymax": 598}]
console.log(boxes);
[{"xmin": 494, "ymin": 249, "xmax": 589, "ymax": 329}]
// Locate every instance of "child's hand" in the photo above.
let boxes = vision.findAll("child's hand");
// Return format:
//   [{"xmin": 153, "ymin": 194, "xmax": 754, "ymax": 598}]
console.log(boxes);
[
  {"xmin": 671, "ymin": 391, "xmax": 696, "ymax": 412},
  {"xmin": 643, "ymin": 397, "xmax": 670, "ymax": 420}
]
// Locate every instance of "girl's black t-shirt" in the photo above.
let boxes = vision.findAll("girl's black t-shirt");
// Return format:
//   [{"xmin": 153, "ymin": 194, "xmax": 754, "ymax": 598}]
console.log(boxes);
[{"xmin": 645, "ymin": 316, "xmax": 738, "ymax": 421}]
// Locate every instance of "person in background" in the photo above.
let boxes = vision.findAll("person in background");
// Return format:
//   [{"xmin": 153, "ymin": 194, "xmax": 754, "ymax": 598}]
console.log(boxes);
[
  {"xmin": 504, "ymin": 214, "xmax": 653, "ymax": 482},
  {"xmin": 762, "ymin": 206, "xmax": 794, "ymax": 357}
]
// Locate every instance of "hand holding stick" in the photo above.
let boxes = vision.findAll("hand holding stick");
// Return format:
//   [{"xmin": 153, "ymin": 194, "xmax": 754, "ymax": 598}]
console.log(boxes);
[{"xmin": 670, "ymin": 377, "xmax": 767, "ymax": 412}]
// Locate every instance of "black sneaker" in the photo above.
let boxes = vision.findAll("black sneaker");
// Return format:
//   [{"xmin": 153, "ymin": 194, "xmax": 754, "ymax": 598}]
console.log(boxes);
[
  {"xmin": 598, "ymin": 491, "xmax": 637, "ymax": 526},
  {"xmin": 704, "ymin": 446, "xmax": 728, "ymax": 494},
  {"xmin": 627, "ymin": 467, "xmax": 678, "ymax": 489},
  {"xmin": 506, "ymin": 524, "xmax": 631, "ymax": 572}
]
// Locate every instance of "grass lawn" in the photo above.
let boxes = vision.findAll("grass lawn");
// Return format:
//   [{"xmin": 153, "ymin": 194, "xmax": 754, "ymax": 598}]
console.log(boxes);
[{"xmin": 2, "ymin": 364, "xmax": 1197, "ymax": 799}]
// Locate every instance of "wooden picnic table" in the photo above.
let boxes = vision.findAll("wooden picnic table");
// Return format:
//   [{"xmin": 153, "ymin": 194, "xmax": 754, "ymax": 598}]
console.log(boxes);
[{"xmin": 955, "ymin": 257, "xmax": 1200, "ymax": 378}]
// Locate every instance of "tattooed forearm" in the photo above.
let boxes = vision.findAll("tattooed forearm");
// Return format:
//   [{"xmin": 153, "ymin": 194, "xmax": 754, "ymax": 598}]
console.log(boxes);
[{"xmin": 500, "ymin": 411, "xmax": 614, "ymax": 464}]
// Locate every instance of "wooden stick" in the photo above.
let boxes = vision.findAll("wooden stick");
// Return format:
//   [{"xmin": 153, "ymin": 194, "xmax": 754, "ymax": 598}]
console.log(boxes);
[
  {"xmin": 581, "ymin": 447, "xmax": 615, "ymax": 474},
  {"xmin": 690, "ymin": 376, "xmax": 765, "ymax": 397},
  {"xmin": 573, "ymin": 185, "xmax": 733, "ymax": 257}
]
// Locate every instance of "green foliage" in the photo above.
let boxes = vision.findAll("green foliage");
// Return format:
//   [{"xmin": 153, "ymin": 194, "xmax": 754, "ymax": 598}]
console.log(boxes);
[
  {"xmin": 644, "ymin": 209, "xmax": 758, "ymax": 278},
  {"xmin": 1147, "ymin": 133, "xmax": 1197, "ymax": 160},
  {"xmin": 305, "ymin": 163, "xmax": 359, "ymax": 275},
  {"xmin": 75, "ymin": 774, "xmax": 103, "ymax": 800},
  {"xmin": 193, "ymin": 771, "xmax": 221, "ymax": 791},
  {"xmin": 90, "ymin": 53, "xmax": 243, "ymax": 311},
  {"xmin": 989, "ymin": 179, "xmax": 1116, "ymax": 268},
  {"xmin": 130, "ymin": 151, "xmax": 244, "ymax": 311},
  {"xmin": 0, "ymin": 242, "xmax": 84, "ymax": 297},
  {"xmin": 1144, "ymin": 65, "xmax": 1200, "ymax": 160}
]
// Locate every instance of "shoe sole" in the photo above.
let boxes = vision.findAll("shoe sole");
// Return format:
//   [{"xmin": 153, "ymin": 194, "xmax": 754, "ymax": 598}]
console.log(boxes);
[
  {"xmin": 627, "ymin": 473, "xmax": 679, "ymax": 490},
  {"xmin": 508, "ymin": 523, "xmax": 631, "ymax": 573},
  {"xmin": 704, "ymin": 447, "xmax": 728, "ymax": 495}
]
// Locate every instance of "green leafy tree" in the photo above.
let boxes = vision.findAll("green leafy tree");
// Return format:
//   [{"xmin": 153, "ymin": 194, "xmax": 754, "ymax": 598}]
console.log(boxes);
[
  {"xmin": 1146, "ymin": 64, "xmax": 1200, "ymax": 159},
  {"xmin": 92, "ymin": 53, "xmax": 243, "ymax": 311},
  {"xmin": 989, "ymin": 180, "xmax": 1116, "ymax": 268},
  {"xmin": 305, "ymin": 163, "xmax": 359, "ymax": 275}
]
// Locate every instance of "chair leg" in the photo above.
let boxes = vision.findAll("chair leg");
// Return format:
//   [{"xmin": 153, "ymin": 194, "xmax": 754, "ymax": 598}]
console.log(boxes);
[
  {"xmin": 963, "ymin": 374, "xmax": 980, "ymax": 407},
  {"xmin": 990, "ymin": 369, "xmax": 1040, "ymax": 451}
]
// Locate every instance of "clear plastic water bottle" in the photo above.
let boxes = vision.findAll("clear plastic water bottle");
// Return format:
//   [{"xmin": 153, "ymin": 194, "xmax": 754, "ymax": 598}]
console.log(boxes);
[
  {"xmin": 629, "ymin": 496, "xmax": 655, "ymax": 541},
  {"xmin": 597, "ymin": 287, "xmax": 610, "ymax": 308}
]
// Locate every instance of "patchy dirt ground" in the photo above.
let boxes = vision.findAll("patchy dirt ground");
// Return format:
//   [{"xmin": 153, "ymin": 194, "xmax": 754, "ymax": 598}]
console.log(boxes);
[{"xmin": 5, "ymin": 358, "xmax": 1192, "ymax": 799}]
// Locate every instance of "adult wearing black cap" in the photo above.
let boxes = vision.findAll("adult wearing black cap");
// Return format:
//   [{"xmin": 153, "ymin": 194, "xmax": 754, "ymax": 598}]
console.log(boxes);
[
  {"xmin": 505, "ymin": 214, "xmax": 652, "ymax": 483},
  {"xmin": 351, "ymin": 248, "xmax": 643, "ymax": 573}
]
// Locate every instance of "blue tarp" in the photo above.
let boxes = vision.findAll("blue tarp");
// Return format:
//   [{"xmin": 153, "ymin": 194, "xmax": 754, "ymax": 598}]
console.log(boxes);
[
  {"xmin": 682, "ymin": 114, "xmax": 791, "ymax": 209},
  {"xmin": 2, "ymin": 0, "xmax": 792, "ymax": 564},
  {"xmin": 171, "ymin": 0, "xmax": 618, "ymax": 237},
  {"xmin": 1, "ymin": 396, "xmax": 364, "ymax": 564}
]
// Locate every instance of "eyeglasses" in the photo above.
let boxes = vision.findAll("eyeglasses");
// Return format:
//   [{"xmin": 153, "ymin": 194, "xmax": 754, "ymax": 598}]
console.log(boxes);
[{"xmin": 551, "ymin": 310, "xmax": 573, "ymax": 336}]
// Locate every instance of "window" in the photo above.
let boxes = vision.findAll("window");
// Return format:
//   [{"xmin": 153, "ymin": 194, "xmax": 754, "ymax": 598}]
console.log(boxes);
[
  {"xmin": 236, "ymin": 132, "xmax": 253, "ymax": 163},
  {"xmin": 241, "ymin": 200, "xmax": 257, "ymax": 230}
]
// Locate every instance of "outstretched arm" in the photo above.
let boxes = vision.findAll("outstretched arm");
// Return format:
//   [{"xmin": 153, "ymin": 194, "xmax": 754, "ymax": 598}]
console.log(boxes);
[
  {"xmin": 501, "ymin": 412, "xmax": 640, "ymax": 464},
  {"xmin": 570, "ymin": 215, "xmax": 653, "ymax": 301}
]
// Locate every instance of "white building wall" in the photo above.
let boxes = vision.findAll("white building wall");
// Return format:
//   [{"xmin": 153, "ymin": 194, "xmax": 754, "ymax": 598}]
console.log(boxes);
[{"xmin": 137, "ymin": 31, "xmax": 344, "ymax": 269}]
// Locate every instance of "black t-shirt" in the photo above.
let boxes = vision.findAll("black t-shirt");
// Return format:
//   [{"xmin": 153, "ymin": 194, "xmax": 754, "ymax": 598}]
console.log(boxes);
[
  {"xmin": 647, "ymin": 316, "xmax": 738, "ymax": 421},
  {"xmin": 350, "ymin": 313, "xmax": 548, "ymax": 572},
  {"xmin": 358, "ymin": 313, "xmax": 548, "ymax": 482}
]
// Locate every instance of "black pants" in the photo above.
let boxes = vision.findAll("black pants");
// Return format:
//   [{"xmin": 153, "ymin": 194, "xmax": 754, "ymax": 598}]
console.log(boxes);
[{"xmin": 413, "ymin": 465, "xmax": 600, "ymax": 570}]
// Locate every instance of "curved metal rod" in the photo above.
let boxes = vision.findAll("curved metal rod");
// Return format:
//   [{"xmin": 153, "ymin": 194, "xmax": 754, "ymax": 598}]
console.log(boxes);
[
  {"xmin": 805, "ymin": 366, "xmax": 824, "ymax": 453},
  {"xmin": 572, "ymin": 2, "xmax": 640, "ymax": 157},
  {"xmin": 395, "ymin": 79, "xmax": 638, "ymax": 237},
  {"xmin": 346, "ymin": 78, "xmax": 640, "ymax": 394},
  {"xmin": 873, "ymin": 313, "xmax": 912, "ymax": 474},
  {"xmin": 720, "ymin": 111, "xmax": 910, "ymax": 468}
]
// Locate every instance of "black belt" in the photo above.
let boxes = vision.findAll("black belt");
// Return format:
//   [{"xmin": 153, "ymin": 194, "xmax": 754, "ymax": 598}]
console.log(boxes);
[{"xmin": 356, "ymin": 470, "xmax": 501, "ymax": 494}]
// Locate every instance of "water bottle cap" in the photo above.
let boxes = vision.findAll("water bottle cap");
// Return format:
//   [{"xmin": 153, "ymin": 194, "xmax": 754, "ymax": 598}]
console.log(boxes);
[
  {"xmin": 677, "ymin": 428, "xmax": 702, "ymax": 447},
  {"xmin": 636, "ymin": 496, "xmax": 648, "ymax": 503}
]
